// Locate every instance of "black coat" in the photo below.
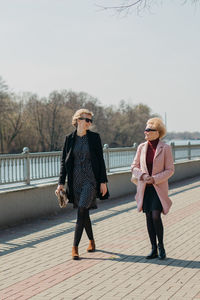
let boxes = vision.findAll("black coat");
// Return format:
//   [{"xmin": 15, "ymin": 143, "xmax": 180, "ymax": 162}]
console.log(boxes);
[{"xmin": 58, "ymin": 130, "xmax": 108, "ymax": 204}]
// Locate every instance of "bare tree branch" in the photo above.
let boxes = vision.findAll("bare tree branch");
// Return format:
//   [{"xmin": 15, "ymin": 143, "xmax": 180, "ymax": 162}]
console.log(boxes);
[
  {"xmin": 99, "ymin": 0, "xmax": 144, "ymax": 10},
  {"xmin": 97, "ymin": 0, "xmax": 199, "ymax": 14}
]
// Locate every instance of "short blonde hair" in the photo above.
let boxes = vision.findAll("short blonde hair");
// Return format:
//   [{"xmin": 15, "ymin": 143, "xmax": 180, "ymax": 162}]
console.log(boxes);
[
  {"xmin": 147, "ymin": 117, "xmax": 166, "ymax": 139},
  {"xmin": 72, "ymin": 108, "xmax": 94, "ymax": 127}
]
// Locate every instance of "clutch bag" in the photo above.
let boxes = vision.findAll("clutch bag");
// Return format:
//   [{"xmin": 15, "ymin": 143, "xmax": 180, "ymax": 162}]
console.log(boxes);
[{"xmin": 55, "ymin": 190, "xmax": 69, "ymax": 208}]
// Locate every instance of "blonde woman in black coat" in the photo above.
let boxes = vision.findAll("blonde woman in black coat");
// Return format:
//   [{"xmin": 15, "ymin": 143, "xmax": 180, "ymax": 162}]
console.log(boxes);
[{"xmin": 56, "ymin": 108, "xmax": 108, "ymax": 260}]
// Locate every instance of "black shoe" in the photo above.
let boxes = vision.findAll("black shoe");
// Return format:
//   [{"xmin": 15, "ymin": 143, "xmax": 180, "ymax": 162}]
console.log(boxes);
[
  {"xmin": 158, "ymin": 244, "xmax": 166, "ymax": 260},
  {"xmin": 145, "ymin": 247, "xmax": 158, "ymax": 259}
]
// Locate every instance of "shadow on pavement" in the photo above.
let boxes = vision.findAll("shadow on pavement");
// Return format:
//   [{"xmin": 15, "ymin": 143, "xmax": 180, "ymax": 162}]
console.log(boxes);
[
  {"xmin": 82, "ymin": 249, "xmax": 200, "ymax": 269},
  {"xmin": 0, "ymin": 197, "xmax": 137, "ymax": 256},
  {"xmin": 1, "ymin": 176, "xmax": 200, "ymax": 257}
]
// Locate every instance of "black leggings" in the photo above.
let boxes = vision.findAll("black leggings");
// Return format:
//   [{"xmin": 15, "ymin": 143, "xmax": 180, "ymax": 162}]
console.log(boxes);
[
  {"xmin": 145, "ymin": 210, "xmax": 164, "ymax": 247},
  {"xmin": 73, "ymin": 207, "xmax": 94, "ymax": 247}
]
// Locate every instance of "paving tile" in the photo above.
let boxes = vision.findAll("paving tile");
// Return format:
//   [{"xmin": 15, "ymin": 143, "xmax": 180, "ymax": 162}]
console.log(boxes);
[{"xmin": 1, "ymin": 177, "xmax": 200, "ymax": 299}]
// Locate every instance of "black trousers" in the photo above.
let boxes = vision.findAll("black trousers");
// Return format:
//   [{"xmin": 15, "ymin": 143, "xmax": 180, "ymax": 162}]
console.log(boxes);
[{"xmin": 73, "ymin": 207, "xmax": 94, "ymax": 247}]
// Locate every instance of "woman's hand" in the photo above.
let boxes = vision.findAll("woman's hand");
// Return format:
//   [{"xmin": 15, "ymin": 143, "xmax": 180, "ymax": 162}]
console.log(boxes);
[
  {"xmin": 145, "ymin": 176, "xmax": 155, "ymax": 184},
  {"xmin": 141, "ymin": 174, "xmax": 150, "ymax": 181},
  {"xmin": 141, "ymin": 174, "xmax": 155, "ymax": 184},
  {"xmin": 149, "ymin": 177, "xmax": 155, "ymax": 184},
  {"xmin": 56, "ymin": 184, "xmax": 65, "ymax": 193},
  {"xmin": 100, "ymin": 183, "xmax": 107, "ymax": 196}
]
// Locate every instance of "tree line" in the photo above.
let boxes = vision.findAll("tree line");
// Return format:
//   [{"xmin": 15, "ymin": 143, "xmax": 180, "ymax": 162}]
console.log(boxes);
[
  {"xmin": 0, "ymin": 76, "xmax": 158, "ymax": 154},
  {"xmin": 166, "ymin": 131, "xmax": 200, "ymax": 141},
  {"xmin": 1, "ymin": 76, "xmax": 198, "ymax": 154}
]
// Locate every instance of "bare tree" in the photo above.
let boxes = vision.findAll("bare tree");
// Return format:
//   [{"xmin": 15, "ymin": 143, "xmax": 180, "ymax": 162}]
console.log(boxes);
[
  {"xmin": 0, "ymin": 77, "xmax": 166, "ymax": 153},
  {"xmin": 0, "ymin": 77, "xmax": 10, "ymax": 152},
  {"xmin": 47, "ymin": 91, "xmax": 71, "ymax": 151},
  {"xmin": 0, "ymin": 96, "xmax": 24, "ymax": 153},
  {"xmin": 98, "ymin": 0, "xmax": 199, "ymax": 14},
  {"xmin": 5, "ymin": 100, "xmax": 24, "ymax": 153},
  {"xmin": 0, "ymin": 76, "xmax": 9, "ymax": 100},
  {"xmin": 27, "ymin": 95, "xmax": 48, "ymax": 151}
]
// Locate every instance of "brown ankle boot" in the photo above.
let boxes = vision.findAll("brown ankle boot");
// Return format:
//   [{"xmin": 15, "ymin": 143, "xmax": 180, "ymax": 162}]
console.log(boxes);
[
  {"xmin": 72, "ymin": 246, "xmax": 79, "ymax": 260},
  {"xmin": 87, "ymin": 240, "xmax": 95, "ymax": 252}
]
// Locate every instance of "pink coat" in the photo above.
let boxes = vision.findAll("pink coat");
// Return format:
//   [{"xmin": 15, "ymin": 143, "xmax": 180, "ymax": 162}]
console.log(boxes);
[{"xmin": 131, "ymin": 140, "xmax": 174, "ymax": 215}]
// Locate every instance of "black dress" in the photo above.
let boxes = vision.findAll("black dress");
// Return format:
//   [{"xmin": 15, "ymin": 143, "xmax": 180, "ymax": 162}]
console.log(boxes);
[
  {"xmin": 73, "ymin": 135, "xmax": 97, "ymax": 209},
  {"xmin": 142, "ymin": 185, "xmax": 162, "ymax": 212}
]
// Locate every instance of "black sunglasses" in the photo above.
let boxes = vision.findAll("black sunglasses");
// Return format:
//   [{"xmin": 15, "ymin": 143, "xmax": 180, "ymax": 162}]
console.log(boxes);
[
  {"xmin": 79, "ymin": 117, "xmax": 93, "ymax": 123},
  {"xmin": 144, "ymin": 128, "xmax": 157, "ymax": 132}
]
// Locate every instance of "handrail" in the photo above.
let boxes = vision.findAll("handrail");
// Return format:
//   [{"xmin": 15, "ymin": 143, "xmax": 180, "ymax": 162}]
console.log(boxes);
[{"xmin": 0, "ymin": 142, "xmax": 200, "ymax": 186}]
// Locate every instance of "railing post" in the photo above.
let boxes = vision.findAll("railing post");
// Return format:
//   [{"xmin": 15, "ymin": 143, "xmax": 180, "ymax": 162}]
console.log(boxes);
[
  {"xmin": 104, "ymin": 144, "xmax": 110, "ymax": 172},
  {"xmin": 133, "ymin": 143, "xmax": 137, "ymax": 150},
  {"xmin": 188, "ymin": 141, "xmax": 191, "ymax": 160},
  {"xmin": 23, "ymin": 147, "xmax": 30, "ymax": 185},
  {"xmin": 170, "ymin": 142, "xmax": 175, "ymax": 161}
]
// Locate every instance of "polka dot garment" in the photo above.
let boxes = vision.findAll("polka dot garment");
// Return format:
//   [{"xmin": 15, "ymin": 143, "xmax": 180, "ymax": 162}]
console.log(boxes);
[{"xmin": 73, "ymin": 135, "xmax": 97, "ymax": 209}]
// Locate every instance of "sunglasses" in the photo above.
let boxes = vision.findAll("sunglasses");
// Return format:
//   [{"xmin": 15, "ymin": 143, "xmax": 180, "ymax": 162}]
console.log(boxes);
[
  {"xmin": 79, "ymin": 117, "xmax": 93, "ymax": 123},
  {"xmin": 144, "ymin": 128, "xmax": 157, "ymax": 132}
]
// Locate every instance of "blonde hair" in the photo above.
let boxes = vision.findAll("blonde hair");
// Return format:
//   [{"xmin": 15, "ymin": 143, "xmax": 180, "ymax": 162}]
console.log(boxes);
[
  {"xmin": 147, "ymin": 117, "xmax": 166, "ymax": 139},
  {"xmin": 72, "ymin": 108, "xmax": 94, "ymax": 127}
]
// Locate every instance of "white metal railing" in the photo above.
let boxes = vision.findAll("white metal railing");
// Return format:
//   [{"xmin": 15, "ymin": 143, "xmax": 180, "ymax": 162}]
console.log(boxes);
[
  {"xmin": 170, "ymin": 142, "xmax": 200, "ymax": 161},
  {"xmin": 0, "ymin": 147, "xmax": 61, "ymax": 185},
  {"xmin": 0, "ymin": 142, "xmax": 200, "ymax": 186},
  {"xmin": 103, "ymin": 143, "xmax": 137, "ymax": 172}
]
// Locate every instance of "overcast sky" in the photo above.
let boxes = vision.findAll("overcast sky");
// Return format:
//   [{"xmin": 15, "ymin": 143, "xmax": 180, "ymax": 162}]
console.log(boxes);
[{"xmin": 0, "ymin": 0, "xmax": 200, "ymax": 132}]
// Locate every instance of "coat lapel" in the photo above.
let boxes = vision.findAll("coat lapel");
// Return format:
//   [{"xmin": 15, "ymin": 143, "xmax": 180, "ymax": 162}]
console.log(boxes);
[
  {"xmin": 142, "ymin": 140, "xmax": 164, "ymax": 175},
  {"xmin": 66, "ymin": 130, "xmax": 76, "ymax": 161},
  {"xmin": 142, "ymin": 142, "xmax": 149, "ymax": 174},
  {"xmin": 154, "ymin": 140, "xmax": 164, "ymax": 159}
]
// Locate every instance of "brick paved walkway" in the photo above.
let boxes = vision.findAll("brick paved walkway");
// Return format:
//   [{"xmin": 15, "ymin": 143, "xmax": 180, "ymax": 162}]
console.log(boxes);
[{"xmin": 1, "ymin": 177, "xmax": 200, "ymax": 300}]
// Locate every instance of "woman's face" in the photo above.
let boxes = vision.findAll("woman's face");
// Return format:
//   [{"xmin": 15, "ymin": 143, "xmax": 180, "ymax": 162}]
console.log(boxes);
[
  {"xmin": 77, "ymin": 113, "xmax": 93, "ymax": 131},
  {"xmin": 144, "ymin": 123, "xmax": 160, "ymax": 141}
]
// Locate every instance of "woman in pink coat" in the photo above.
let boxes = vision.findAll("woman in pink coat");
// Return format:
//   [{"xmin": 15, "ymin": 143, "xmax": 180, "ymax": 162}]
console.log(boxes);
[{"xmin": 131, "ymin": 118, "xmax": 174, "ymax": 260}]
